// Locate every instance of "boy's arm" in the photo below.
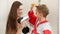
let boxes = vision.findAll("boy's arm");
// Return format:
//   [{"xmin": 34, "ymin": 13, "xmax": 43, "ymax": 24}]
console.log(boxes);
[
  {"xmin": 28, "ymin": 10, "xmax": 37, "ymax": 25},
  {"xmin": 28, "ymin": 4, "xmax": 37, "ymax": 25},
  {"xmin": 43, "ymin": 30, "xmax": 52, "ymax": 34}
]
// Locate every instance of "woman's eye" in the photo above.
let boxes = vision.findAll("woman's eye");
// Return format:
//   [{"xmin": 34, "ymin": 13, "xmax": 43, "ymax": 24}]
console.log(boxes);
[{"xmin": 18, "ymin": 9, "xmax": 22, "ymax": 11}]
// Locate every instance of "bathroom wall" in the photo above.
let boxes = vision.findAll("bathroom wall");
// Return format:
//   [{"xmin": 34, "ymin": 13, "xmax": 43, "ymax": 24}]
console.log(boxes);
[{"xmin": 0, "ymin": 0, "xmax": 58, "ymax": 34}]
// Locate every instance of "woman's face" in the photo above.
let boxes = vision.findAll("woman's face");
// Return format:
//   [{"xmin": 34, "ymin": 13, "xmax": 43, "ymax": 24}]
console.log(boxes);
[{"xmin": 17, "ymin": 5, "xmax": 23, "ymax": 17}]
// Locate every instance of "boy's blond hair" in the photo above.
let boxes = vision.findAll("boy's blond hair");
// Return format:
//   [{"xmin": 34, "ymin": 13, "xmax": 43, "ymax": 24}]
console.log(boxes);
[{"xmin": 36, "ymin": 4, "xmax": 49, "ymax": 17}]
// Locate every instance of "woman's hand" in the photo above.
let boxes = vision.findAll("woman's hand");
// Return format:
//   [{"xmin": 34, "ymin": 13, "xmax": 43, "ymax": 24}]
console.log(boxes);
[{"xmin": 16, "ymin": 21, "xmax": 26, "ymax": 34}]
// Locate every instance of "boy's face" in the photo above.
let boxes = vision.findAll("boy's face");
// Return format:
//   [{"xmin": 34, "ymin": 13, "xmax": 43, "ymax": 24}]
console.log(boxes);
[{"xmin": 36, "ymin": 9, "xmax": 43, "ymax": 19}]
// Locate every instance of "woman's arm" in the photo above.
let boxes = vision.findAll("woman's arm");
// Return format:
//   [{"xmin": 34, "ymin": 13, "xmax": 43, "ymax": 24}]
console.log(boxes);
[{"xmin": 16, "ymin": 29, "xmax": 22, "ymax": 34}]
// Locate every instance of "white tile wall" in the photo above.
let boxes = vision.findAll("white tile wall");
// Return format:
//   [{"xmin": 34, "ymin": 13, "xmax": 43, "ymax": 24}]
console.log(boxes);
[{"xmin": 0, "ymin": 0, "xmax": 58, "ymax": 34}]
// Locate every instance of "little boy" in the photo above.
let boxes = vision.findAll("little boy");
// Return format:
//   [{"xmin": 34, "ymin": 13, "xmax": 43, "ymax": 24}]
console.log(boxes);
[{"xmin": 28, "ymin": 4, "xmax": 52, "ymax": 34}]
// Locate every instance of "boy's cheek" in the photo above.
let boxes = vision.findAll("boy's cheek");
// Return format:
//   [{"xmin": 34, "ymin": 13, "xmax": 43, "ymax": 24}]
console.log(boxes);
[
  {"xmin": 36, "ymin": 14, "xmax": 40, "ymax": 18},
  {"xmin": 36, "ymin": 12, "xmax": 40, "ymax": 18},
  {"xmin": 38, "ymin": 15, "xmax": 40, "ymax": 18}
]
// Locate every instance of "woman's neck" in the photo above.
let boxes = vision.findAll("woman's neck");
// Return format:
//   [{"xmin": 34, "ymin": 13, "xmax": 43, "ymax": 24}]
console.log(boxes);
[{"xmin": 17, "ymin": 16, "xmax": 22, "ymax": 19}]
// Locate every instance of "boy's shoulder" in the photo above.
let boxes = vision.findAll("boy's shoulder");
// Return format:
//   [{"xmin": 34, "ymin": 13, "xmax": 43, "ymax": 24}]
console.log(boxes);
[
  {"xmin": 37, "ymin": 21, "xmax": 52, "ymax": 31},
  {"xmin": 37, "ymin": 20, "xmax": 49, "ymax": 27}
]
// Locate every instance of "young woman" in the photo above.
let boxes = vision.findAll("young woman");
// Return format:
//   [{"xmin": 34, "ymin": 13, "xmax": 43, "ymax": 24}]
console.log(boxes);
[{"xmin": 6, "ymin": 1, "xmax": 26, "ymax": 34}]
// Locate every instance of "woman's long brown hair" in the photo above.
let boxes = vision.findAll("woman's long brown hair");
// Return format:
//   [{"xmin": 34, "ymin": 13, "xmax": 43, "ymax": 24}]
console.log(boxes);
[{"xmin": 6, "ymin": 1, "xmax": 22, "ymax": 34}]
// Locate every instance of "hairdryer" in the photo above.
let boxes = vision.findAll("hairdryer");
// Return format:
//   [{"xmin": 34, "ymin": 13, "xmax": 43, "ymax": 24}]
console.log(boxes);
[{"xmin": 17, "ymin": 16, "xmax": 30, "ymax": 34}]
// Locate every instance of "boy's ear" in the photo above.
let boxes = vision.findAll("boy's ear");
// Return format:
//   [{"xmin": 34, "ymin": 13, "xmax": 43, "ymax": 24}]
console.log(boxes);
[{"xmin": 39, "ymin": 13, "xmax": 43, "ymax": 17}]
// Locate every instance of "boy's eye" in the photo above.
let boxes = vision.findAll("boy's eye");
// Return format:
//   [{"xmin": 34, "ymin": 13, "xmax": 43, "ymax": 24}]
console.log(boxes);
[
  {"xmin": 36, "ymin": 12, "xmax": 37, "ymax": 14},
  {"xmin": 36, "ymin": 12, "xmax": 38, "ymax": 14}
]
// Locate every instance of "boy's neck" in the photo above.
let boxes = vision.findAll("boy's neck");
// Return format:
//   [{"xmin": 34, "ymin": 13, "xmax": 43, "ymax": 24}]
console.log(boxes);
[{"xmin": 39, "ymin": 17, "xmax": 46, "ymax": 22}]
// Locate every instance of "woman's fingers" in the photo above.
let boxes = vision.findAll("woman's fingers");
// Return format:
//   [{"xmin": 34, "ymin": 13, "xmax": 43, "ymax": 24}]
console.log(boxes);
[
  {"xmin": 21, "ymin": 21, "xmax": 26, "ymax": 27},
  {"xmin": 17, "ymin": 21, "xmax": 26, "ymax": 29}
]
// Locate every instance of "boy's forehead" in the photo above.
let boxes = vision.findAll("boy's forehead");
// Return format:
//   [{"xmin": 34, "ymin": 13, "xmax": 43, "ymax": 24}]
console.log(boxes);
[
  {"xmin": 36, "ymin": 9, "xmax": 39, "ymax": 13},
  {"xmin": 36, "ymin": 9, "xmax": 38, "ymax": 11},
  {"xmin": 36, "ymin": 8, "xmax": 40, "ymax": 11}
]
